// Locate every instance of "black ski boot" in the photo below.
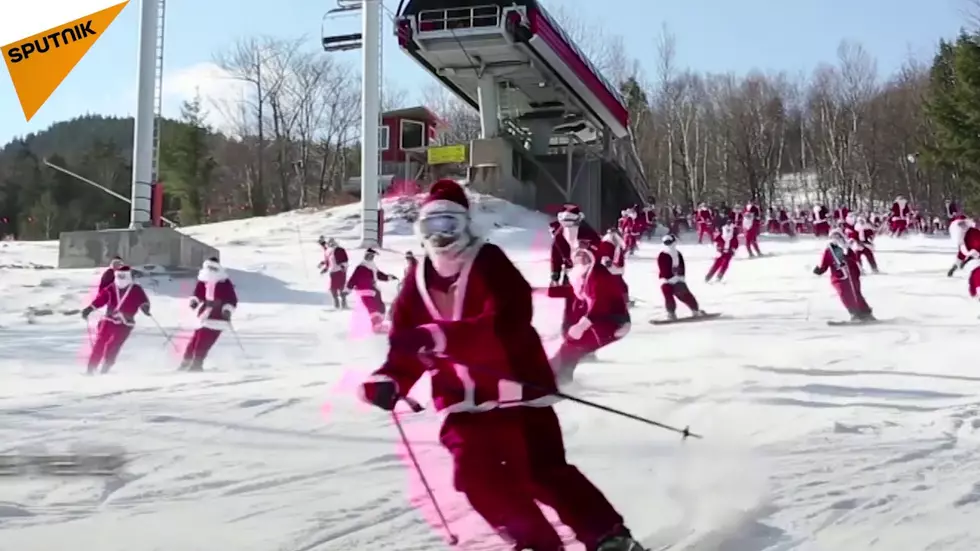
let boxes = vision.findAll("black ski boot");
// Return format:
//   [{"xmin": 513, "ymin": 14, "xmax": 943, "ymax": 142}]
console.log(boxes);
[{"xmin": 596, "ymin": 528, "xmax": 649, "ymax": 551}]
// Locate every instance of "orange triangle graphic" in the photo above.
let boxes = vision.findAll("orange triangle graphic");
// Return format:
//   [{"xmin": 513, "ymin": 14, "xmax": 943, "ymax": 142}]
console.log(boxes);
[{"xmin": 2, "ymin": 1, "xmax": 130, "ymax": 121}]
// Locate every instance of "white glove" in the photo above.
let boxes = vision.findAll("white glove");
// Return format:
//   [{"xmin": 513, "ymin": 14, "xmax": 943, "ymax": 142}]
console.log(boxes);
[{"xmin": 567, "ymin": 317, "xmax": 592, "ymax": 340}]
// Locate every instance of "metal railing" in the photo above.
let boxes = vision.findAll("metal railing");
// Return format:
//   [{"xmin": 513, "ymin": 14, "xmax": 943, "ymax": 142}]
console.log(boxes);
[{"xmin": 416, "ymin": 5, "xmax": 500, "ymax": 32}]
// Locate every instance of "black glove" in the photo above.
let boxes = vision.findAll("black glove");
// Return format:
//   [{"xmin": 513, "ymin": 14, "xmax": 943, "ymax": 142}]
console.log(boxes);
[
  {"xmin": 389, "ymin": 327, "xmax": 436, "ymax": 354},
  {"xmin": 550, "ymin": 271, "xmax": 561, "ymax": 284},
  {"xmin": 189, "ymin": 298, "xmax": 200, "ymax": 309},
  {"xmin": 140, "ymin": 303, "xmax": 150, "ymax": 315},
  {"xmin": 361, "ymin": 378, "xmax": 399, "ymax": 411},
  {"xmin": 812, "ymin": 266, "xmax": 821, "ymax": 276},
  {"xmin": 222, "ymin": 309, "xmax": 232, "ymax": 320},
  {"xmin": 81, "ymin": 306, "xmax": 93, "ymax": 319}
]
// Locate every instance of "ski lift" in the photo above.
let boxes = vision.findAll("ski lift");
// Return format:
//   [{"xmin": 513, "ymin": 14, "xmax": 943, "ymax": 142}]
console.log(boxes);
[{"xmin": 322, "ymin": 1, "xmax": 363, "ymax": 52}]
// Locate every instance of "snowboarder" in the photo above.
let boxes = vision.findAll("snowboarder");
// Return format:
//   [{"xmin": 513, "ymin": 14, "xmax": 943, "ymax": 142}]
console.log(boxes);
[
  {"xmin": 657, "ymin": 233, "xmax": 707, "ymax": 321},
  {"xmin": 813, "ymin": 229, "xmax": 874, "ymax": 322}
]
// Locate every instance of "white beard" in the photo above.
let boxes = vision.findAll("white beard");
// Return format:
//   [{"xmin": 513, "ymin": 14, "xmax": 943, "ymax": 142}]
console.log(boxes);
[
  {"xmin": 562, "ymin": 226, "xmax": 578, "ymax": 245},
  {"xmin": 568, "ymin": 264, "xmax": 589, "ymax": 298},
  {"xmin": 423, "ymin": 238, "xmax": 471, "ymax": 277},
  {"xmin": 198, "ymin": 268, "xmax": 227, "ymax": 283},
  {"xmin": 114, "ymin": 279, "xmax": 131, "ymax": 290}
]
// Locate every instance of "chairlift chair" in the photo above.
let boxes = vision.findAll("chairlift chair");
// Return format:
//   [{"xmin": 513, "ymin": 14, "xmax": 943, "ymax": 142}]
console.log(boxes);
[{"xmin": 322, "ymin": 1, "xmax": 363, "ymax": 51}]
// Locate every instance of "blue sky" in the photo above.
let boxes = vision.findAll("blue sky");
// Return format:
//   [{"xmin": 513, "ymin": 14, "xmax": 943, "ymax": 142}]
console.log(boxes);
[{"xmin": 0, "ymin": 0, "xmax": 969, "ymax": 144}]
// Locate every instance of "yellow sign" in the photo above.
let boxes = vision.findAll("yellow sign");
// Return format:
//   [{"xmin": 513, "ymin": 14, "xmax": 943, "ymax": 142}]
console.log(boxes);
[
  {"xmin": 427, "ymin": 144, "xmax": 467, "ymax": 165},
  {"xmin": 2, "ymin": 1, "xmax": 128, "ymax": 121}
]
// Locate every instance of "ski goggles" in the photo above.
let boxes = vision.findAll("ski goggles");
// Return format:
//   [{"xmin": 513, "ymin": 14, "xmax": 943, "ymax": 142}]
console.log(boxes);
[{"xmin": 418, "ymin": 213, "xmax": 466, "ymax": 238}]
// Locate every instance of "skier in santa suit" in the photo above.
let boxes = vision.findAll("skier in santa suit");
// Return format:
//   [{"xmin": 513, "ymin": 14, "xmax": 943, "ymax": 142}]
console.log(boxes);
[
  {"xmin": 180, "ymin": 257, "xmax": 239, "ymax": 372},
  {"xmin": 890, "ymin": 196, "xmax": 911, "ymax": 237},
  {"xmin": 346, "ymin": 248, "xmax": 396, "ymax": 332},
  {"xmin": 318, "ymin": 236, "xmax": 349, "ymax": 309},
  {"xmin": 623, "ymin": 209, "xmax": 640, "ymax": 253},
  {"xmin": 598, "ymin": 227, "xmax": 628, "ymax": 302},
  {"xmin": 657, "ymin": 234, "xmax": 706, "ymax": 320},
  {"xmin": 98, "ymin": 255, "xmax": 124, "ymax": 290},
  {"xmin": 812, "ymin": 204, "xmax": 831, "ymax": 237},
  {"xmin": 358, "ymin": 180, "xmax": 646, "ymax": 551},
  {"xmin": 741, "ymin": 210, "xmax": 762, "ymax": 257},
  {"xmin": 551, "ymin": 204, "xmax": 601, "ymax": 332},
  {"xmin": 81, "ymin": 266, "xmax": 150, "ymax": 374},
  {"xmin": 946, "ymin": 217, "xmax": 980, "ymax": 303},
  {"xmin": 849, "ymin": 216, "xmax": 878, "ymax": 273},
  {"xmin": 945, "ymin": 199, "xmax": 960, "ymax": 229},
  {"xmin": 695, "ymin": 203, "xmax": 713, "ymax": 243},
  {"xmin": 546, "ymin": 243, "xmax": 631, "ymax": 384},
  {"xmin": 813, "ymin": 229, "xmax": 874, "ymax": 322},
  {"xmin": 705, "ymin": 223, "xmax": 738, "ymax": 282},
  {"xmin": 642, "ymin": 205, "xmax": 657, "ymax": 239}
]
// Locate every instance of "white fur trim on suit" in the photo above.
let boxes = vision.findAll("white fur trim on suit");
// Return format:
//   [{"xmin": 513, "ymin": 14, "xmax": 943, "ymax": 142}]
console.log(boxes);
[
  {"xmin": 660, "ymin": 276, "xmax": 685, "ymax": 284},
  {"xmin": 420, "ymin": 199, "xmax": 468, "ymax": 218},
  {"xmin": 557, "ymin": 211, "xmax": 581, "ymax": 222},
  {"xmin": 567, "ymin": 316, "xmax": 592, "ymax": 340},
  {"xmin": 354, "ymin": 289, "xmax": 377, "ymax": 297},
  {"xmin": 607, "ymin": 265, "xmax": 624, "ymax": 275},
  {"xmin": 200, "ymin": 317, "xmax": 230, "ymax": 330},
  {"xmin": 421, "ymin": 323, "xmax": 447, "ymax": 353},
  {"xmin": 357, "ymin": 374, "xmax": 396, "ymax": 404},
  {"xmin": 222, "ymin": 304, "xmax": 236, "ymax": 316}
]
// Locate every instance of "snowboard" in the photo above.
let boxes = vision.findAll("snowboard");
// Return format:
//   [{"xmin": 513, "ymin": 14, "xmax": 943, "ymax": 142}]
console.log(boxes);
[
  {"xmin": 650, "ymin": 312, "xmax": 722, "ymax": 325},
  {"xmin": 827, "ymin": 317, "xmax": 886, "ymax": 326}
]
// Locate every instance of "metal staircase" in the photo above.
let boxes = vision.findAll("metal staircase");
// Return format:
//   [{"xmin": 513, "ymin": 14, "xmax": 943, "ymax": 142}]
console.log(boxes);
[{"xmin": 151, "ymin": 0, "xmax": 166, "ymax": 183}]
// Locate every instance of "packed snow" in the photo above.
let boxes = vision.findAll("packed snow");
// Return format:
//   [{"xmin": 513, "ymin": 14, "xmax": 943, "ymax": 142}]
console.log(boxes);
[{"xmin": 2, "ymin": 193, "xmax": 980, "ymax": 551}]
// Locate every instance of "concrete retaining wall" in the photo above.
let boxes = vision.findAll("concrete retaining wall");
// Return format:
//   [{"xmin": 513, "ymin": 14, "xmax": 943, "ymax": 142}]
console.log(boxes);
[{"xmin": 58, "ymin": 227, "xmax": 219, "ymax": 270}]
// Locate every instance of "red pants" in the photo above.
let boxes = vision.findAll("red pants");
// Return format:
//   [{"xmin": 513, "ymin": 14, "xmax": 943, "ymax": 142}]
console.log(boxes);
[
  {"xmin": 88, "ymin": 320, "xmax": 132, "ymax": 372},
  {"xmin": 440, "ymin": 407, "xmax": 625, "ymax": 550},
  {"xmin": 697, "ymin": 223, "xmax": 713, "ymax": 243},
  {"xmin": 661, "ymin": 281, "xmax": 699, "ymax": 314},
  {"xmin": 856, "ymin": 247, "xmax": 877, "ymax": 271},
  {"xmin": 832, "ymin": 277, "xmax": 871, "ymax": 315},
  {"xmin": 813, "ymin": 222, "xmax": 830, "ymax": 237},
  {"xmin": 890, "ymin": 219, "xmax": 908, "ymax": 236},
  {"xmin": 551, "ymin": 319, "xmax": 629, "ymax": 379},
  {"xmin": 767, "ymin": 219, "xmax": 780, "ymax": 233},
  {"xmin": 328, "ymin": 271, "xmax": 346, "ymax": 292},
  {"xmin": 183, "ymin": 328, "xmax": 222, "ymax": 364},
  {"xmin": 706, "ymin": 253, "xmax": 733, "ymax": 281},
  {"xmin": 780, "ymin": 221, "xmax": 795, "ymax": 236},
  {"xmin": 743, "ymin": 229, "xmax": 761, "ymax": 256},
  {"xmin": 968, "ymin": 267, "xmax": 980, "ymax": 298}
]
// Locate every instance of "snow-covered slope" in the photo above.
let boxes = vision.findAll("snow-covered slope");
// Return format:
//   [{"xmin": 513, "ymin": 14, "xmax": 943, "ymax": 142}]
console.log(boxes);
[{"xmin": 2, "ymin": 195, "xmax": 980, "ymax": 551}]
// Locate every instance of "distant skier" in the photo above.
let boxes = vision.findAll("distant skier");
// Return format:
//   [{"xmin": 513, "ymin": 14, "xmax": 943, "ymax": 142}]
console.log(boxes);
[
  {"xmin": 705, "ymin": 222, "xmax": 737, "ymax": 282},
  {"xmin": 346, "ymin": 248, "xmax": 396, "ymax": 332},
  {"xmin": 813, "ymin": 229, "xmax": 874, "ymax": 322},
  {"xmin": 657, "ymin": 233, "xmax": 707, "ymax": 321},
  {"xmin": 848, "ymin": 216, "xmax": 878, "ymax": 273},
  {"xmin": 947, "ymin": 217, "xmax": 980, "ymax": 303},
  {"xmin": 890, "ymin": 196, "xmax": 911, "ymax": 237},
  {"xmin": 180, "ymin": 257, "xmax": 238, "ymax": 372},
  {"xmin": 318, "ymin": 236, "xmax": 349, "ymax": 309},
  {"xmin": 81, "ymin": 265, "xmax": 150, "ymax": 374},
  {"xmin": 598, "ymin": 226, "xmax": 628, "ymax": 303},
  {"xmin": 812, "ymin": 204, "xmax": 831, "ymax": 237},
  {"xmin": 546, "ymin": 241, "xmax": 631, "ymax": 384},
  {"xmin": 550, "ymin": 204, "xmax": 600, "ymax": 332},
  {"xmin": 98, "ymin": 255, "xmax": 124, "ymax": 290}
]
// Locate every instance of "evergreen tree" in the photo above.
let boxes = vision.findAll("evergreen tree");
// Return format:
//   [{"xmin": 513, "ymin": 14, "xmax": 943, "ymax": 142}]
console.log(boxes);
[
  {"xmin": 924, "ymin": 32, "xmax": 980, "ymax": 211},
  {"xmin": 160, "ymin": 95, "xmax": 217, "ymax": 225}
]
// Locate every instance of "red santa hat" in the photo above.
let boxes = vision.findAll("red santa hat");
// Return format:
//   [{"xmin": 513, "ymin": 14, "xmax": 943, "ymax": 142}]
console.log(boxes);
[
  {"xmin": 557, "ymin": 204, "xmax": 583, "ymax": 223},
  {"xmin": 419, "ymin": 179, "xmax": 469, "ymax": 219}
]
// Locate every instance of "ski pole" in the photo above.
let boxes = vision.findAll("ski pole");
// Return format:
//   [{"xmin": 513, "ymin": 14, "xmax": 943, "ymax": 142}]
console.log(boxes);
[
  {"xmin": 227, "ymin": 322, "xmax": 251, "ymax": 361},
  {"xmin": 422, "ymin": 354, "xmax": 699, "ymax": 439},
  {"xmin": 390, "ymin": 408, "xmax": 459, "ymax": 546},
  {"xmin": 148, "ymin": 314, "xmax": 180, "ymax": 354}
]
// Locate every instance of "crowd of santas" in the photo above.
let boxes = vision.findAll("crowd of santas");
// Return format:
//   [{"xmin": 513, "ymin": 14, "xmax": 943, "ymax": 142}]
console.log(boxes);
[
  {"xmin": 80, "ymin": 256, "xmax": 238, "ymax": 374},
  {"xmin": 689, "ymin": 196, "xmax": 964, "ymax": 240}
]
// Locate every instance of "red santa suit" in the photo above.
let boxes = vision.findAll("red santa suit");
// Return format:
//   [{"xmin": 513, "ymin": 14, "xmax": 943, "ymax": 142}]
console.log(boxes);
[
  {"xmin": 642, "ymin": 206, "xmax": 658, "ymax": 238},
  {"xmin": 794, "ymin": 208, "xmax": 808, "ymax": 235},
  {"xmin": 766, "ymin": 207, "xmax": 779, "ymax": 234},
  {"xmin": 657, "ymin": 234, "xmax": 703, "ymax": 318},
  {"xmin": 547, "ymin": 245, "xmax": 630, "ymax": 383},
  {"xmin": 598, "ymin": 228, "xmax": 628, "ymax": 300},
  {"xmin": 180, "ymin": 258, "xmax": 239, "ymax": 371},
  {"xmin": 890, "ymin": 197, "xmax": 911, "ymax": 236},
  {"xmin": 81, "ymin": 266, "xmax": 149, "ymax": 374},
  {"xmin": 706, "ymin": 224, "xmax": 738, "ymax": 282},
  {"xmin": 848, "ymin": 218, "xmax": 878, "ymax": 273},
  {"xmin": 623, "ymin": 209, "xmax": 640, "ymax": 252},
  {"xmin": 358, "ymin": 180, "xmax": 638, "ymax": 551},
  {"xmin": 813, "ymin": 230, "xmax": 873, "ymax": 320},
  {"xmin": 778, "ymin": 207, "xmax": 794, "ymax": 236},
  {"xmin": 550, "ymin": 204, "xmax": 601, "ymax": 332},
  {"xmin": 318, "ymin": 238, "xmax": 349, "ymax": 308},
  {"xmin": 948, "ymin": 218, "xmax": 980, "ymax": 300},
  {"xmin": 741, "ymin": 211, "xmax": 762, "ymax": 257},
  {"xmin": 812, "ymin": 205, "xmax": 831, "ymax": 237},
  {"xmin": 695, "ymin": 204, "xmax": 714, "ymax": 243},
  {"xmin": 346, "ymin": 250, "xmax": 394, "ymax": 328}
]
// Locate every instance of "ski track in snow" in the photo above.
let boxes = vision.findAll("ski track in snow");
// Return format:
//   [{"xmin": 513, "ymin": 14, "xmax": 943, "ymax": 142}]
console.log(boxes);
[{"xmin": 3, "ymin": 200, "xmax": 980, "ymax": 550}]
